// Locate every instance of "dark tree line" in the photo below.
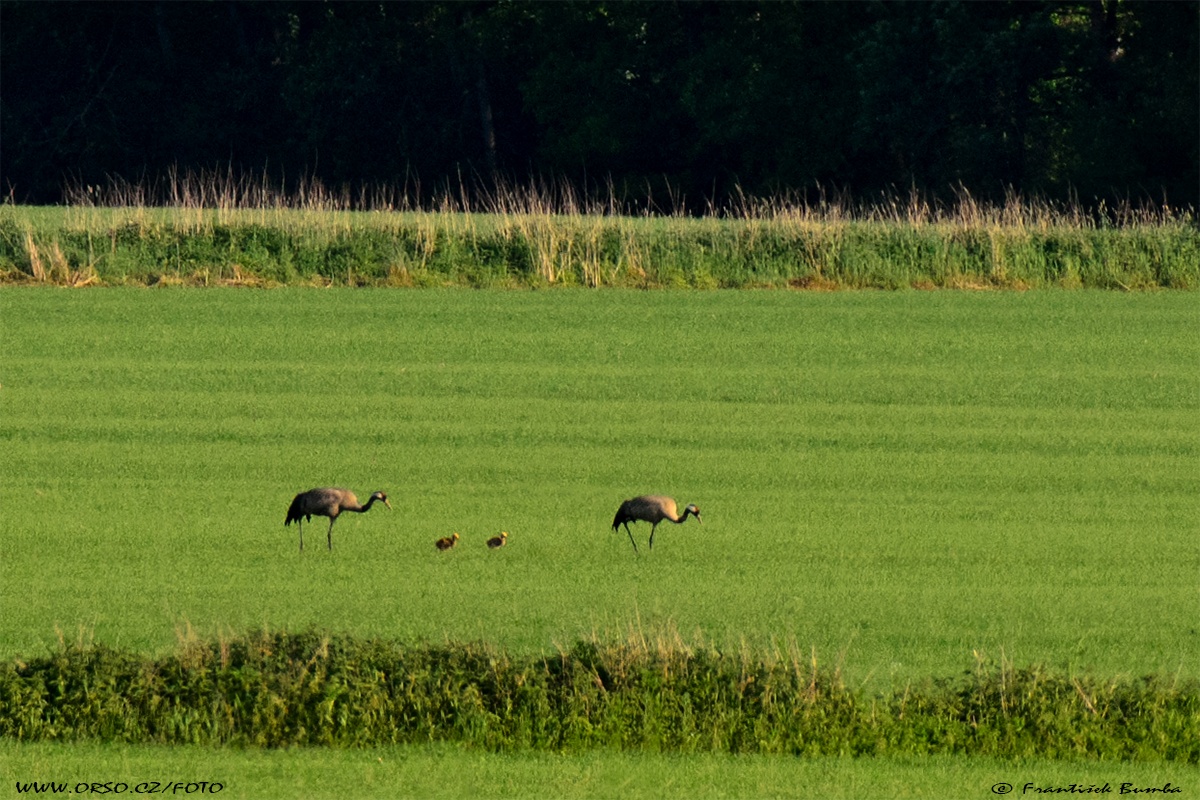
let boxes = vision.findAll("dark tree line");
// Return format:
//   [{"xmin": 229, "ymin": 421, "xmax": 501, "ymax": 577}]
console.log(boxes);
[{"xmin": 2, "ymin": 1, "xmax": 1196, "ymax": 209}]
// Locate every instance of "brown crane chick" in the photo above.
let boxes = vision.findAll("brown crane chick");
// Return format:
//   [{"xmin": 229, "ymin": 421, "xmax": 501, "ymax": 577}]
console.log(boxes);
[
  {"xmin": 284, "ymin": 488, "xmax": 391, "ymax": 552},
  {"xmin": 487, "ymin": 531, "xmax": 508, "ymax": 549},
  {"xmin": 436, "ymin": 532, "xmax": 460, "ymax": 551},
  {"xmin": 611, "ymin": 495, "xmax": 701, "ymax": 553}
]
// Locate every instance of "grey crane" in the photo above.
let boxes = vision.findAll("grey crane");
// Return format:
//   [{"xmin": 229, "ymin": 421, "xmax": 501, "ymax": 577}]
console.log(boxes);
[
  {"xmin": 284, "ymin": 487, "xmax": 391, "ymax": 551},
  {"xmin": 611, "ymin": 495, "xmax": 701, "ymax": 553},
  {"xmin": 436, "ymin": 532, "xmax": 460, "ymax": 551},
  {"xmin": 487, "ymin": 531, "xmax": 508, "ymax": 549}
]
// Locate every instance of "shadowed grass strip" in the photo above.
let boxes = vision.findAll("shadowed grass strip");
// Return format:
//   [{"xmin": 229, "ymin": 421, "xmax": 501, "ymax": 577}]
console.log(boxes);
[{"xmin": 1, "ymin": 631, "xmax": 1195, "ymax": 760}]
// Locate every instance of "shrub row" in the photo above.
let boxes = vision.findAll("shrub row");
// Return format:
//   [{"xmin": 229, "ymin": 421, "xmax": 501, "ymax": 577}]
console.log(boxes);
[{"xmin": 2, "ymin": 630, "xmax": 1196, "ymax": 759}]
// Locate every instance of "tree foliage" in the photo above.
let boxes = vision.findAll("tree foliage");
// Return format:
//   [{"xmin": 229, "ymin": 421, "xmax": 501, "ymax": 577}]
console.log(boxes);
[{"xmin": 1, "ymin": 1, "xmax": 1195, "ymax": 209}]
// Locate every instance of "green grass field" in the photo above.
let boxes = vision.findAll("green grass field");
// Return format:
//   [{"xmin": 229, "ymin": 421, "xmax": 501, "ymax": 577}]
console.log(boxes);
[
  {"xmin": 1, "ymin": 287, "xmax": 1197, "ymax": 792},
  {"xmin": 3, "ymin": 741, "xmax": 1196, "ymax": 800},
  {"xmin": 2, "ymin": 287, "xmax": 1195, "ymax": 677}
]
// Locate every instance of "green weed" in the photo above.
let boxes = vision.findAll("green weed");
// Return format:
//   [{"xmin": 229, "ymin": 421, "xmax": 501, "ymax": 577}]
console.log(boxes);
[{"xmin": 2, "ymin": 630, "xmax": 1196, "ymax": 760}]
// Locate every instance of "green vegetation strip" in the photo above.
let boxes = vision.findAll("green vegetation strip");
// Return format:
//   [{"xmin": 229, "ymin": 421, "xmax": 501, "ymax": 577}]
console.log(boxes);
[
  {"xmin": 2, "ymin": 630, "xmax": 1196, "ymax": 760},
  {"xmin": 2, "ymin": 199, "xmax": 1197, "ymax": 289}
]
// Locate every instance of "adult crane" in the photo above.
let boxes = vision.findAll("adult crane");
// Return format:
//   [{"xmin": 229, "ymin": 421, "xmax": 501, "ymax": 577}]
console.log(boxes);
[
  {"xmin": 611, "ymin": 495, "xmax": 701, "ymax": 553},
  {"xmin": 284, "ymin": 487, "xmax": 391, "ymax": 551}
]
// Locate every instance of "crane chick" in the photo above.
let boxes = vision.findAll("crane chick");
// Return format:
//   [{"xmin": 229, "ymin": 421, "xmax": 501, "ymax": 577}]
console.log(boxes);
[
  {"xmin": 284, "ymin": 488, "xmax": 391, "ymax": 552},
  {"xmin": 436, "ymin": 532, "xmax": 460, "ymax": 551},
  {"xmin": 611, "ymin": 495, "xmax": 701, "ymax": 553},
  {"xmin": 487, "ymin": 531, "xmax": 508, "ymax": 549}
]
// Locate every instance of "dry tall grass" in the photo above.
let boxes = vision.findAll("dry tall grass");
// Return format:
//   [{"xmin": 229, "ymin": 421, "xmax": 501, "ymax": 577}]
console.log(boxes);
[{"xmin": 1, "ymin": 169, "xmax": 1193, "ymax": 289}]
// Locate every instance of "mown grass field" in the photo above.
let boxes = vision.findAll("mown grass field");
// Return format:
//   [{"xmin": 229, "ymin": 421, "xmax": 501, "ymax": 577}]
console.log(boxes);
[
  {"xmin": 1, "ymin": 288, "xmax": 1196, "ymax": 674},
  {"xmin": 1, "ymin": 287, "xmax": 1197, "ymax": 793},
  {"xmin": 3, "ymin": 741, "xmax": 1196, "ymax": 800}
]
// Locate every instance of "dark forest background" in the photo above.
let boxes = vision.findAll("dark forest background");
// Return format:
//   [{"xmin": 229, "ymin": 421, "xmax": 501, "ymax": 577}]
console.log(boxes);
[{"xmin": 2, "ymin": 1, "xmax": 1196, "ymax": 211}]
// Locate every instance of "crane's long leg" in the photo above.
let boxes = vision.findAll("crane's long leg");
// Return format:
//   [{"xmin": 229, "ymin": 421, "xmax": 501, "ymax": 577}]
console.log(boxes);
[
  {"xmin": 299, "ymin": 520, "xmax": 304, "ymax": 552},
  {"xmin": 623, "ymin": 522, "xmax": 639, "ymax": 554},
  {"xmin": 327, "ymin": 518, "xmax": 336, "ymax": 550},
  {"xmin": 649, "ymin": 522, "xmax": 658, "ymax": 550}
]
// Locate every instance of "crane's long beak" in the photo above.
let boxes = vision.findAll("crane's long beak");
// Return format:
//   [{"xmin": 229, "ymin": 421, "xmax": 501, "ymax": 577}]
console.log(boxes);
[{"xmin": 383, "ymin": 498, "xmax": 393, "ymax": 510}]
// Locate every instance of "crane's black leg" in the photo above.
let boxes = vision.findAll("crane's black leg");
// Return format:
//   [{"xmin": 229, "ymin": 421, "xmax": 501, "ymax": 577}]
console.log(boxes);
[
  {"xmin": 649, "ymin": 523, "xmax": 658, "ymax": 550},
  {"xmin": 299, "ymin": 520, "xmax": 304, "ymax": 552},
  {"xmin": 624, "ymin": 522, "xmax": 639, "ymax": 554},
  {"xmin": 327, "ymin": 518, "xmax": 335, "ymax": 550}
]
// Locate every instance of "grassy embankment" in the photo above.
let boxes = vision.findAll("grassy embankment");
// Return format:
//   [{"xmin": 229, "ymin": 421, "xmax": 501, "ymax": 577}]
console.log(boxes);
[{"xmin": 0, "ymin": 176, "xmax": 1196, "ymax": 289}]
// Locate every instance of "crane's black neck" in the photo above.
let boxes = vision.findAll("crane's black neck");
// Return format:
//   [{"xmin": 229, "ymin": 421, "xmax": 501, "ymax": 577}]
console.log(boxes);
[{"xmin": 350, "ymin": 496, "xmax": 379, "ymax": 513}]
